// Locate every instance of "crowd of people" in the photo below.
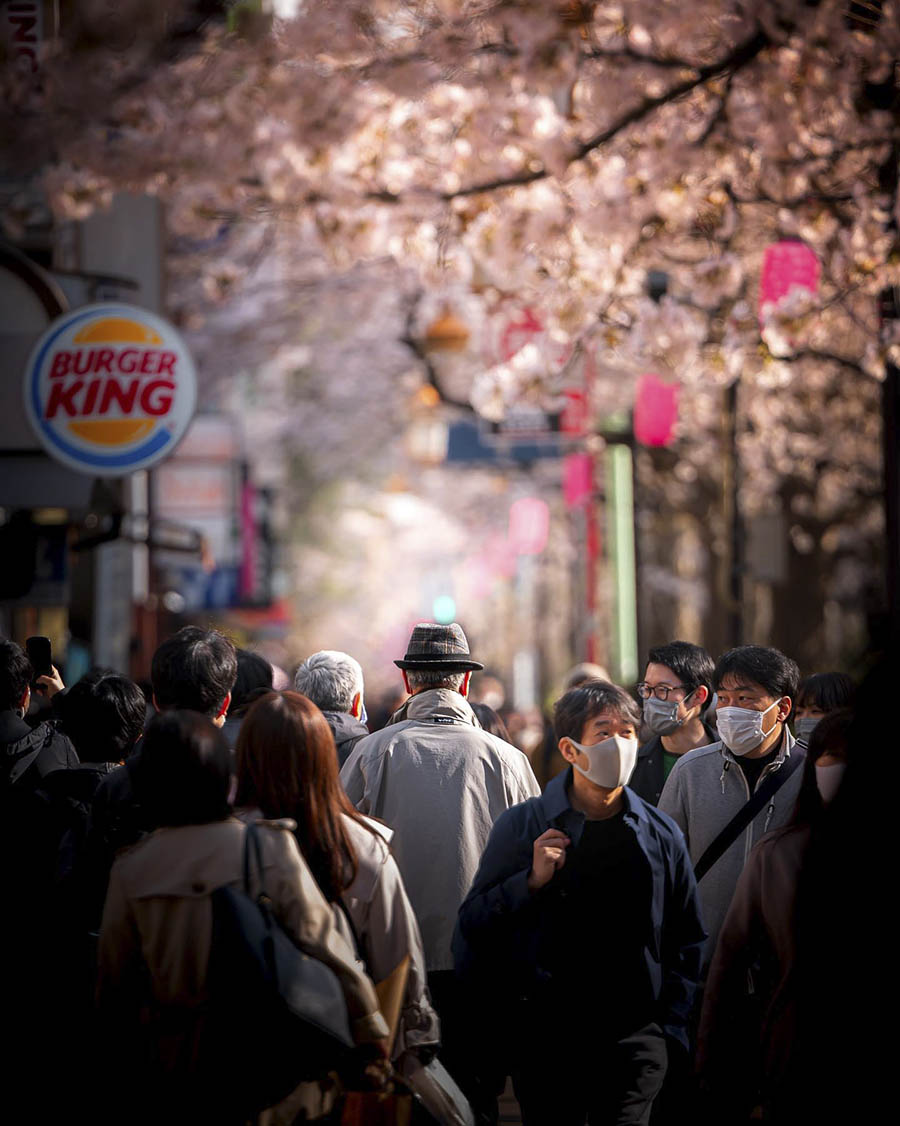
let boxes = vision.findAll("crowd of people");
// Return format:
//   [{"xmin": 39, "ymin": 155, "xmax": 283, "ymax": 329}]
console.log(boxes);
[{"xmin": 0, "ymin": 622, "xmax": 879, "ymax": 1125}]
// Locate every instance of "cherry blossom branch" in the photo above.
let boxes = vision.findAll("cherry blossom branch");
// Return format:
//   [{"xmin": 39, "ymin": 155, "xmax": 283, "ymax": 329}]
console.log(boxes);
[
  {"xmin": 692, "ymin": 71, "xmax": 736, "ymax": 148},
  {"xmin": 786, "ymin": 349, "xmax": 868, "ymax": 377},
  {"xmin": 437, "ymin": 29, "xmax": 768, "ymax": 200},
  {"xmin": 584, "ymin": 46, "xmax": 703, "ymax": 70}
]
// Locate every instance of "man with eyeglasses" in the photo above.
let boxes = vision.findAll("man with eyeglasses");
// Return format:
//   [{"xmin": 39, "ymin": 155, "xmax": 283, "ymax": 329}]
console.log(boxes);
[{"xmin": 631, "ymin": 641, "xmax": 716, "ymax": 806}]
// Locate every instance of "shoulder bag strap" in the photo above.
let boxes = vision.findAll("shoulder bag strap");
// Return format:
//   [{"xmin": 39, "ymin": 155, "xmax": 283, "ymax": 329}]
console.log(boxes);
[
  {"xmin": 694, "ymin": 750, "xmax": 804, "ymax": 882},
  {"xmin": 243, "ymin": 821, "xmax": 267, "ymax": 898}
]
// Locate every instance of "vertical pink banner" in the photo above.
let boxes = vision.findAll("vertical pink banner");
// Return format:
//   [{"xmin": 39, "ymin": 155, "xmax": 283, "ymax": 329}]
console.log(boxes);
[
  {"xmin": 564, "ymin": 452, "xmax": 593, "ymax": 508},
  {"xmin": 634, "ymin": 373, "xmax": 678, "ymax": 448}
]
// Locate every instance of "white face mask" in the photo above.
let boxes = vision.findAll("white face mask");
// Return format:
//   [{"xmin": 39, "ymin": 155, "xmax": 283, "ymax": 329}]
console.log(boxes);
[
  {"xmin": 795, "ymin": 715, "xmax": 820, "ymax": 743},
  {"xmin": 815, "ymin": 762, "xmax": 846, "ymax": 804},
  {"xmin": 716, "ymin": 700, "xmax": 781, "ymax": 757},
  {"xmin": 567, "ymin": 734, "xmax": 639, "ymax": 789}
]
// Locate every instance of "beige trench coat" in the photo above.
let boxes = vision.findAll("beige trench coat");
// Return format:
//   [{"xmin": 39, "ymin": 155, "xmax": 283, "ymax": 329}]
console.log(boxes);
[
  {"xmin": 97, "ymin": 818, "xmax": 388, "ymax": 1119},
  {"xmin": 340, "ymin": 814, "xmax": 440, "ymax": 1060}
]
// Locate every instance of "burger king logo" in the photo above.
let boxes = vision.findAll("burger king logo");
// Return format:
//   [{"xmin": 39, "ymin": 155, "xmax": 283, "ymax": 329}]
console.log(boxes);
[{"xmin": 24, "ymin": 303, "xmax": 197, "ymax": 476}]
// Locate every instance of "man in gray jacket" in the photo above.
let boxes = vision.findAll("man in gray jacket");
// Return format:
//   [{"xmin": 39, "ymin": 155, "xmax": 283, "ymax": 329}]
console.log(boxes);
[
  {"xmin": 340, "ymin": 622, "xmax": 540, "ymax": 1120},
  {"xmin": 659, "ymin": 644, "xmax": 803, "ymax": 969}
]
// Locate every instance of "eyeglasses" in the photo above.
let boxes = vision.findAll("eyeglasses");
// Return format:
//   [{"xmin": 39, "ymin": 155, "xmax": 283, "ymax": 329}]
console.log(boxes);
[{"xmin": 636, "ymin": 682, "xmax": 692, "ymax": 701}]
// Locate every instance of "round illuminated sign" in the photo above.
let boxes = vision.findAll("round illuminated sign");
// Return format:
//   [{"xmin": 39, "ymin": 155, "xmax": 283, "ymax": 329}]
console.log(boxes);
[{"xmin": 23, "ymin": 302, "xmax": 197, "ymax": 476}]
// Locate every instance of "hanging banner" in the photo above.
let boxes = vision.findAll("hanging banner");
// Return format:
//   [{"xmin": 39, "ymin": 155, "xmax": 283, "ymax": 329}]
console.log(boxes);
[
  {"xmin": 759, "ymin": 241, "xmax": 820, "ymax": 319},
  {"xmin": 23, "ymin": 302, "xmax": 197, "ymax": 476},
  {"xmin": 634, "ymin": 373, "xmax": 678, "ymax": 448}
]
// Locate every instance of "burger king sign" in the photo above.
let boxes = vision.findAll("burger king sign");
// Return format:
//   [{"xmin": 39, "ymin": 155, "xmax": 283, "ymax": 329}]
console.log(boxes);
[{"xmin": 24, "ymin": 303, "xmax": 197, "ymax": 476}]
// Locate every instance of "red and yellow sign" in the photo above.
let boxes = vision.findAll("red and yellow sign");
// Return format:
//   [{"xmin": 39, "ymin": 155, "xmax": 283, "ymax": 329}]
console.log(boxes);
[{"xmin": 24, "ymin": 304, "xmax": 197, "ymax": 476}]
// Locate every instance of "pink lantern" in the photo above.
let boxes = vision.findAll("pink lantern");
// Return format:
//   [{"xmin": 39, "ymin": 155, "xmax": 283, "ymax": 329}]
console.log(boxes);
[
  {"xmin": 634, "ymin": 373, "xmax": 678, "ymax": 448},
  {"xmin": 564, "ymin": 452, "xmax": 593, "ymax": 509},
  {"xmin": 508, "ymin": 497, "xmax": 550, "ymax": 556},
  {"xmin": 759, "ymin": 241, "xmax": 820, "ymax": 319}
]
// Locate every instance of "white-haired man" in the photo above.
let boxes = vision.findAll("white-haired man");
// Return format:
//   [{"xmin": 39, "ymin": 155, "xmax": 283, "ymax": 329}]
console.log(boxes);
[
  {"xmin": 341, "ymin": 622, "xmax": 540, "ymax": 1122},
  {"xmin": 294, "ymin": 649, "xmax": 369, "ymax": 767}
]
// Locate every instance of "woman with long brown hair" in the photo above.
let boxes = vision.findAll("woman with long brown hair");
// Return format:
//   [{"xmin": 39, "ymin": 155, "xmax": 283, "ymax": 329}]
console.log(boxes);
[
  {"xmin": 96, "ymin": 710, "xmax": 388, "ymax": 1124},
  {"xmin": 235, "ymin": 691, "xmax": 439, "ymax": 1073}
]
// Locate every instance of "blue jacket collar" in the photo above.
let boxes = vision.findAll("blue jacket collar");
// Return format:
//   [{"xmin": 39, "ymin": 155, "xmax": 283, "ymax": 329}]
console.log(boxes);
[{"xmin": 541, "ymin": 766, "xmax": 649, "ymax": 825}]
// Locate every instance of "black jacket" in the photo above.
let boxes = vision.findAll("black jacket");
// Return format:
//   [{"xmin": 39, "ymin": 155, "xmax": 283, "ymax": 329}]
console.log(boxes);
[
  {"xmin": 323, "ymin": 710, "xmax": 369, "ymax": 768},
  {"xmin": 630, "ymin": 721, "xmax": 717, "ymax": 807},
  {"xmin": 73, "ymin": 749, "xmax": 154, "ymax": 929},
  {"xmin": 0, "ymin": 710, "xmax": 78, "ymax": 786},
  {"xmin": 0, "ymin": 711, "xmax": 80, "ymax": 903}
]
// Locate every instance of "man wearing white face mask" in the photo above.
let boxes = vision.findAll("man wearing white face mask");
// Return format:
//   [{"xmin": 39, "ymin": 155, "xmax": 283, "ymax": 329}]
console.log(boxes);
[
  {"xmin": 659, "ymin": 645, "xmax": 803, "ymax": 969},
  {"xmin": 454, "ymin": 680, "xmax": 705, "ymax": 1126}
]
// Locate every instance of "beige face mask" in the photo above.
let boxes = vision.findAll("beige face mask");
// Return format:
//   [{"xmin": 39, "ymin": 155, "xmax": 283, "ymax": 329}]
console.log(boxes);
[{"xmin": 567, "ymin": 734, "xmax": 639, "ymax": 789}]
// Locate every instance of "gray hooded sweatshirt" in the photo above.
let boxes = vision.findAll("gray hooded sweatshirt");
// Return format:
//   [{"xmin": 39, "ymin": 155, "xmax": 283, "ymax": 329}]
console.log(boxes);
[{"xmin": 658, "ymin": 728, "xmax": 803, "ymax": 968}]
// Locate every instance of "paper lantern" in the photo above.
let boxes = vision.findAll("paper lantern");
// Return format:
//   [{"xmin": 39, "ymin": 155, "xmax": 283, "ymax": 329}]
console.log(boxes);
[
  {"xmin": 634, "ymin": 373, "xmax": 678, "ymax": 448},
  {"xmin": 759, "ymin": 241, "xmax": 820, "ymax": 317},
  {"xmin": 423, "ymin": 308, "xmax": 470, "ymax": 352}
]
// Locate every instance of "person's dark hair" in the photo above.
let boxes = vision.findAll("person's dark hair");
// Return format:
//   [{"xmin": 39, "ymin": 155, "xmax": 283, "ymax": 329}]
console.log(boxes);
[
  {"xmin": 230, "ymin": 649, "xmax": 274, "ymax": 715},
  {"xmin": 57, "ymin": 668, "xmax": 145, "ymax": 763},
  {"xmin": 151, "ymin": 626, "xmax": 238, "ymax": 717},
  {"xmin": 792, "ymin": 708, "xmax": 853, "ymax": 824},
  {"xmin": 471, "ymin": 702, "xmax": 512, "ymax": 743},
  {"xmin": 235, "ymin": 691, "xmax": 372, "ymax": 902},
  {"xmin": 713, "ymin": 645, "xmax": 800, "ymax": 704},
  {"xmin": 797, "ymin": 672, "xmax": 855, "ymax": 714},
  {"xmin": 553, "ymin": 679, "xmax": 641, "ymax": 743},
  {"xmin": 132, "ymin": 711, "xmax": 232, "ymax": 827},
  {"xmin": 646, "ymin": 640, "xmax": 715, "ymax": 704},
  {"xmin": 0, "ymin": 640, "xmax": 32, "ymax": 711}
]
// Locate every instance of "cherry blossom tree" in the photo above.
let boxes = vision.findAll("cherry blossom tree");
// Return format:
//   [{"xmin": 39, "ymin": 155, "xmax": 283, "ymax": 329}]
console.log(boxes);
[{"xmin": 3, "ymin": 0, "xmax": 898, "ymax": 666}]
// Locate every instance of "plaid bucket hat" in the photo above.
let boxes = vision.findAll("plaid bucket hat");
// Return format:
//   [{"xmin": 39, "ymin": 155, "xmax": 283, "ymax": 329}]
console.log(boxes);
[{"xmin": 394, "ymin": 622, "xmax": 484, "ymax": 672}]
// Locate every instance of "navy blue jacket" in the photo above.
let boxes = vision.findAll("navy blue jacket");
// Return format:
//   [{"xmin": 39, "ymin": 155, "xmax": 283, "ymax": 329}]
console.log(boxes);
[{"xmin": 452, "ymin": 768, "xmax": 706, "ymax": 1049}]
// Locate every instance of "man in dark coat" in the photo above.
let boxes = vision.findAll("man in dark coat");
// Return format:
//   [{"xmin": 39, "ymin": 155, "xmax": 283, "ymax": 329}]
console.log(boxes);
[
  {"xmin": 294, "ymin": 649, "xmax": 369, "ymax": 767},
  {"xmin": 1, "ymin": 638, "xmax": 79, "ymax": 880},
  {"xmin": 1, "ymin": 639, "xmax": 80, "ymax": 1117},
  {"xmin": 454, "ymin": 678, "xmax": 705, "ymax": 1126}
]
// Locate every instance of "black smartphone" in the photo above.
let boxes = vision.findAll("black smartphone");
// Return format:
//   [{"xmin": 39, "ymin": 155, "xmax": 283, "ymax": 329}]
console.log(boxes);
[{"xmin": 25, "ymin": 636, "xmax": 53, "ymax": 689}]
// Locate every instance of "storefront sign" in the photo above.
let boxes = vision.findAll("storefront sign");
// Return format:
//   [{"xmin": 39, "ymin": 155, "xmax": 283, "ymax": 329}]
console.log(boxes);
[{"xmin": 23, "ymin": 303, "xmax": 197, "ymax": 476}]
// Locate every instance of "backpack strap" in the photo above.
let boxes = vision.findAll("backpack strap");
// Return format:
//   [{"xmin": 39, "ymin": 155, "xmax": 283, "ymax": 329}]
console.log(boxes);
[
  {"xmin": 694, "ymin": 749, "xmax": 804, "ymax": 882},
  {"xmin": 243, "ymin": 822, "xmax": 267, "ymax": 898}
]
